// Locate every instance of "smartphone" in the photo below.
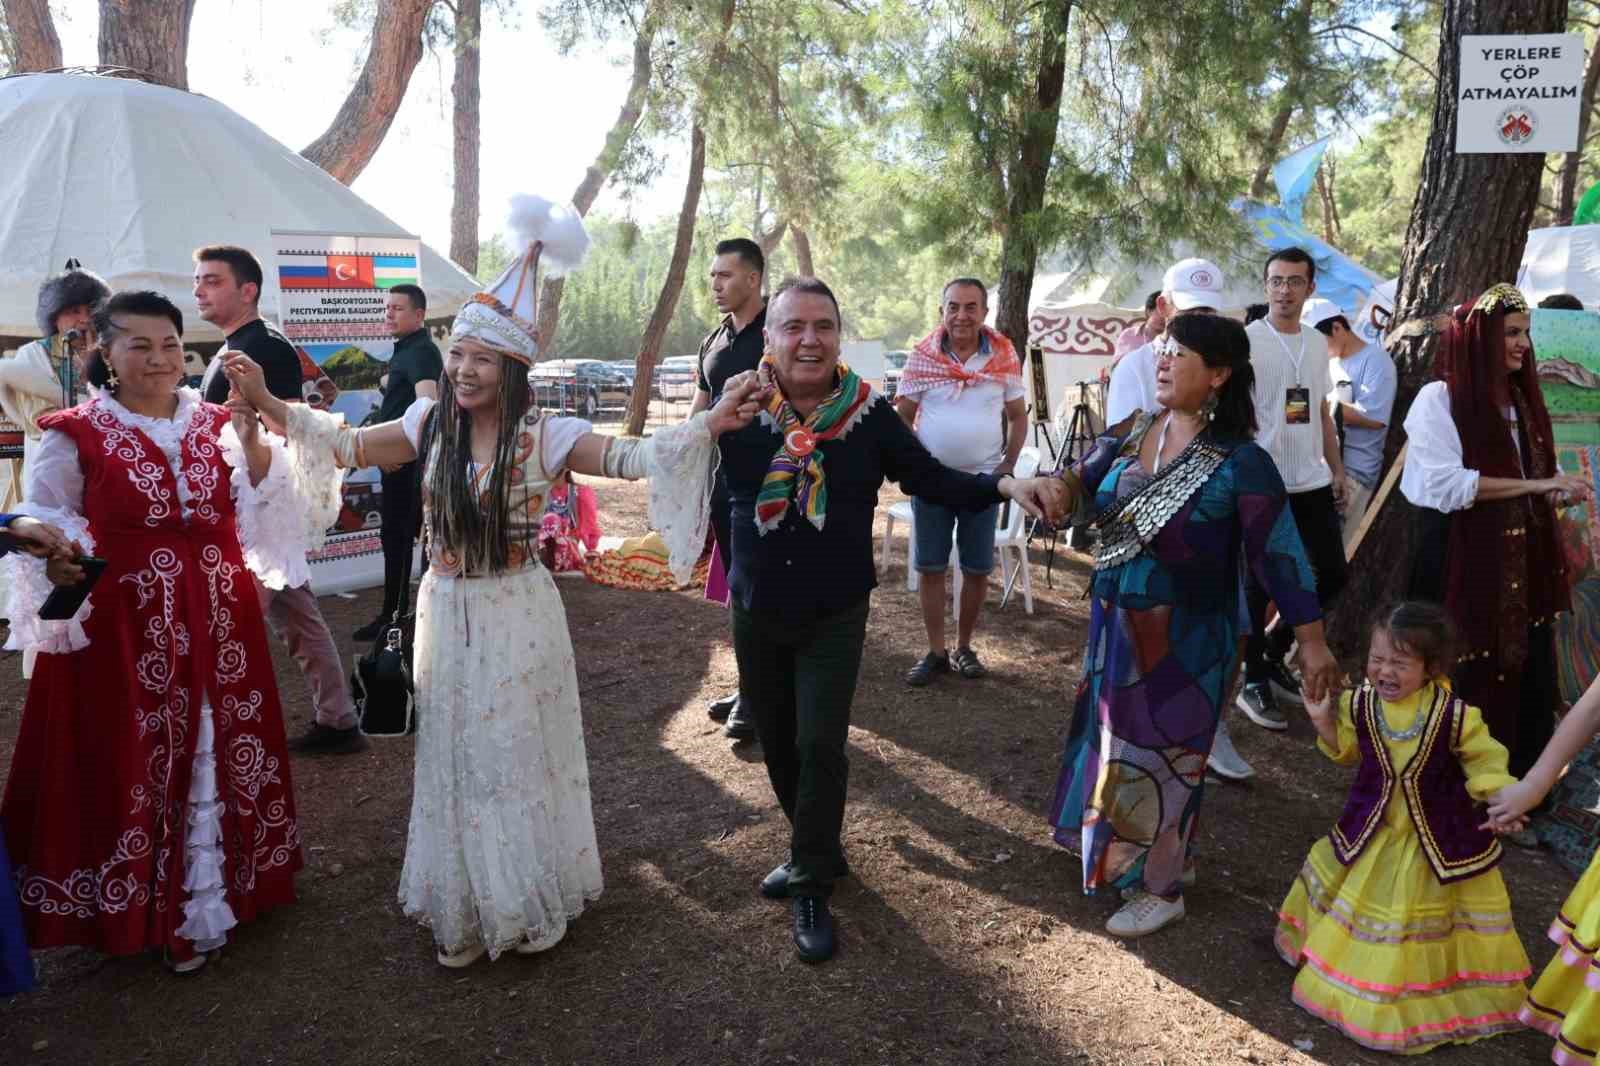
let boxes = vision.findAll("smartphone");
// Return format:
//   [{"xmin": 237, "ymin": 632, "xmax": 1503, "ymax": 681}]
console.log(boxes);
[{"xmin": 38, "ymin": 556, "xmax": 108, "ymax": 620}]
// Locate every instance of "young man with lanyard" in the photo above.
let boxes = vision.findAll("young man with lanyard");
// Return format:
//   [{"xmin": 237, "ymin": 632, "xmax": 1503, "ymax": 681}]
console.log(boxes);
[
  {"xmin": 195, "ymin": 244, "xmax": 366, "ymax": 756},
  {"xmin": 1238, "ymin": 248, "xmax": 1348, "ymax": 731},
  {"xmin": 693, "ymin": 238, "xmax": 768, "ymax": 741}
]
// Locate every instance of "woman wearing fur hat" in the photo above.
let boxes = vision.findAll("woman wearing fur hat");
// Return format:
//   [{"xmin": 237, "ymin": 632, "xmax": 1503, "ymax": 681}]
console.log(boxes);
[{"xmin": 224, "ymin": 197, "xmax": 762, "ymax": 967}]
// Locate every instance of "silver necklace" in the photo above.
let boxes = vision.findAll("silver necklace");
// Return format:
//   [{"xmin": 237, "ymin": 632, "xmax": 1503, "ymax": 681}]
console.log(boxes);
[{"xmin": 1375, "ymin": 685, "xmax": 1435, "ymax": 743}]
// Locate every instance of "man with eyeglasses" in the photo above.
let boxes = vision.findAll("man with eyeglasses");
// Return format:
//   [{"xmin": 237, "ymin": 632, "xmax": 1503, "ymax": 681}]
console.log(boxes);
[{"xmin": 1238, "ymin": 247, "xmax": 1348, "ymax": 733}]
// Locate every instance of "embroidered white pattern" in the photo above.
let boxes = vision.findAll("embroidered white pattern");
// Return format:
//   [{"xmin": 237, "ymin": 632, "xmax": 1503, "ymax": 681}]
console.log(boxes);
[
  {"xmin": 85, "ymin": 402, "xmax": 174, "ymax": 527},
  {"xmin": 182, "ymin": 411, "xmax": 225, "ymax": 525},
  {"xmin": 17, "ymin": 828, "xmax": 154, "ymax": 918}
]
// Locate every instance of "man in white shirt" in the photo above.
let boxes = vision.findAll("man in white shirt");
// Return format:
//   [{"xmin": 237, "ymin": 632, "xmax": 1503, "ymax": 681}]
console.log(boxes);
[
  {"xmin": 1237, "ymin": 248, "xmax": 1348, "ymax": 732},
  {"xmin": 1104, "ymin": 258, "xmax": 1225, "ymax": 425},
  {"xmin": 895, "ymin": 278, "xmax": 1027, "ymax": 685},
  {"xmin": 1302, "ymin": 297, "xmax": 1397, "ymax": 546}
]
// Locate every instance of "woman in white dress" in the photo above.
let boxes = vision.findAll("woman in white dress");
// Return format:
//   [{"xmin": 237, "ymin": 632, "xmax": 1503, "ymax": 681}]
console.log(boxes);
[{"xmin": 224, "ymin": 204, "xmax": 760, "ymax": 967}]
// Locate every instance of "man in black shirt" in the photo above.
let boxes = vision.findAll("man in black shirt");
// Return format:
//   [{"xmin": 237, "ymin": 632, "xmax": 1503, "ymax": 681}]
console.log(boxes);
[
  {"xmin": 693, "ymin": 238, "xmax": 768, "ymax": 740},
  {"xmin": 194, "ymin": 244, "xmax": 366, "ymax": 756},
  {"xmin": 722, "ymin": 276, "xmax": 1060, "ymax": 963},
  {"xmin": 354, "ymin": 284, "xmax": 442, "ymax": 640}
]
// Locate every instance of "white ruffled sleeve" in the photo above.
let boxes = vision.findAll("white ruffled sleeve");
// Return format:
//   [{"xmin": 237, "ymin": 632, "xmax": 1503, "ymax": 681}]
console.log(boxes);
[
  {"xmin": 281, "ymin": 403, "xmax": 352, "ymax": 550},
  {"xmin": 598, "ymin": 414, "xmax": 717, "ymax": 585},
  {"xmin": 219, "ymin": 421, "xmax": 309, "ymax": 591},
  {"xmin": 3, "ymin": 428, "xmax": 95, "ymax": 653},
  {"xmin": 1399, "ymin": 381, "xmax": 1479, "ymax": 513}
]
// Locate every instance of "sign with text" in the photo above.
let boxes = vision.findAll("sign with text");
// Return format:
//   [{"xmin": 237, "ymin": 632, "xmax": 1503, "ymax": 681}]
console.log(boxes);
[
  {"xmin": 271, "ymin": 230, "xmax": 422, "ymax": 595},
  {"xmin": 1458, "ymin": 34, "xmax": 1585, "ymax": 154}
]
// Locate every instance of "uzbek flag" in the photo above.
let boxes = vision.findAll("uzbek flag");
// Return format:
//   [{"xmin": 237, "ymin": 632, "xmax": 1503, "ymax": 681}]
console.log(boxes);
[{"xmin": 373, "ymin": 255, "xmax": 419, "ymax": 290}]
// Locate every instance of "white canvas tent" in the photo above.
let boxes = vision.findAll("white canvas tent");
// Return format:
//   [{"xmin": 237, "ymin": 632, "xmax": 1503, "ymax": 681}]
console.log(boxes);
[{"xmin": 0, "ymin": 72, "xmax": 479, "ymax": 342}]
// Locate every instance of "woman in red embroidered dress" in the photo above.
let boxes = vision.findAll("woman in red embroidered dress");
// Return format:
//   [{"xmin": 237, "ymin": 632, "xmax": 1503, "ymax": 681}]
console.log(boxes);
[{"xmin": 1, "ymin": 292, "xmax": 306, "ymax": 974}]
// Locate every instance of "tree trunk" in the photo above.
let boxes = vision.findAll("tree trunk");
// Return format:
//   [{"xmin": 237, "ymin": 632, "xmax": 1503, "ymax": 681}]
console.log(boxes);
[
  {"xmin": 449, "ymin": 0, "xmax": 481, "ymax": 274},
  {"xmin": 1555, "ymin": 32, "xmax": 1600, "ymax": 223},
  {"xmin": 300, "ymin": 0, "xmax": 433, "ymax": 185},
  {"xmin": 791, "ymin": 226, "xmax": 815, "ymax": 277},
  {"xmin": 3, "ymin": 0, "xmax": 61, "ymax": 71},
  {"xmin": 1249, "ymin": 102, "xmax": 1296, "ymax": 200},
  {"xmin": 757, "ymin": 216, "xmax": 789, "ymax": 258},
  {"xmin": 535, "ymin": 1, "xmax": 660, "ymax": 352},
  {"xmin": 1248, "ymin": 0, "xmax": 1314, "ymax": 200},
  {"xmin": 97, "ymin": 0, "xmax": 195, "ymax": 88},
  {"xmin": 993, "ymin": 1, "xmax": 1072, "ymax": 358},
  {"xmin": 1329, "ymin": 0, "xmax": 1568, "ymax": 654},
  {"xmin": 623, "ymin": 123, "xmax": 706, "ymax": 436}
]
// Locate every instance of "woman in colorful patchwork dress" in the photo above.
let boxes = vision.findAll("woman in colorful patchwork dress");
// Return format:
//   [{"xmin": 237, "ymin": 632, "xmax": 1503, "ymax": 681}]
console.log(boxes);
[
  {"xmin": 1046, "ymin": 312, "xmax": 1339, "ymax": 939},
  {"xmin": 224, "ymin": 197, "xmax": 759, "ymax": 968},
  {"xmin": 1277, "ymin": 601, "xmax": 1531, "ymax": 1054},
  {"xmin": 1, "ymin": 291, "xmax": 308, "ymax": 976},
  {"xmin": 1484, "ymin": 671, "xmax": 1600, "ymax": 1063}
]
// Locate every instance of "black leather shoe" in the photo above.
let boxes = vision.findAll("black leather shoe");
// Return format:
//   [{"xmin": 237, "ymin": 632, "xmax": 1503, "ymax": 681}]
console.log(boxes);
[
  {"xmin": 707, "ymin": 692, "xmax": 738, "ymax": 723},
  {"xmin": 760, "ymin": 862, "xmax": 792, "ymax": 900},
  {"xmin": 792, "ymin": 895, "xmax": 835, "ymax": 963},
  {"xmin": 288, "ymin": 723, "xmax": 369, "ymax": 755},
  {"xmin": 723, "ymin": 699, "xmax": 757, "ymax": 741}
]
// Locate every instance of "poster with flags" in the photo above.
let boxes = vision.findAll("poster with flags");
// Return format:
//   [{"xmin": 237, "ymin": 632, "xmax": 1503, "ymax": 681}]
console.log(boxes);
[{"xmin": 272, "ymin": 230, "xmax": 422, "ymax": 595}]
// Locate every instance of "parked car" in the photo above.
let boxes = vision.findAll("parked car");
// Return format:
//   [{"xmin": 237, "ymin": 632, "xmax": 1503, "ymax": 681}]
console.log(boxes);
[
  {"xmin": 653, "ymin": 355, "xmax": 699, "ymax": 403},
  {"xmin": 605, "ymin": 359, "xmax": 640, "ymax": 391},
  {"xmin": 883, "ymin": 349, "xmax": 909, "ymax": 401},
  {"xmin": 530, "ymin": 358, "xmax": 632, "ymax": 417}
]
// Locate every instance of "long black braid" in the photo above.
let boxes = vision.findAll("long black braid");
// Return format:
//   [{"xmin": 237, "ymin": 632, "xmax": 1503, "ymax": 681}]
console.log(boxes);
[{"xmin": 425, "ymin": 359, "xmax": 537, "ymax": 574}]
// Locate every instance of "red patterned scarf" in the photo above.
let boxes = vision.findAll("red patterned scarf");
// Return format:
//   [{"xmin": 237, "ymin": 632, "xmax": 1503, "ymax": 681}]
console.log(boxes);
[{"xmin": 897, "ymin": 325, "xmax": 1022, "ymax": 399}]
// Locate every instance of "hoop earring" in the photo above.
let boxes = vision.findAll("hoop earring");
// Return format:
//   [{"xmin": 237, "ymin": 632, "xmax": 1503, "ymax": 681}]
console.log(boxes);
[{"xmin": 1201, "ymin": 390, "xmax": 1218, "ymax": 421}]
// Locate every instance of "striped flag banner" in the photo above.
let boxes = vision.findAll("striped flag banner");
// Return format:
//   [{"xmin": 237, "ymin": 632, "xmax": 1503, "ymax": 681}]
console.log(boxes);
[{"xmin": 373, "ymin": 254, "xmax": 419, "ymax": 290}]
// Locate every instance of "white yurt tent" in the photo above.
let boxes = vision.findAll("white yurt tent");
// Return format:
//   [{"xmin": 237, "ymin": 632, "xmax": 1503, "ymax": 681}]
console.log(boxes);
[{"xmin": 0, "ymin": 71, "xmax": 479, "ymax": 343}]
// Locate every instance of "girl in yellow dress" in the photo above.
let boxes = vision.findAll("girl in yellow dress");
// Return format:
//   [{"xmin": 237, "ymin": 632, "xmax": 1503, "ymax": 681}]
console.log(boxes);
[
  {"xmin": 1276, "ymin": 601, "xmax": 1532, "ymax": 1054},
  {"xmin": 1486, "ymin": 671, "xmax": 1600, "ymax": 1063}
]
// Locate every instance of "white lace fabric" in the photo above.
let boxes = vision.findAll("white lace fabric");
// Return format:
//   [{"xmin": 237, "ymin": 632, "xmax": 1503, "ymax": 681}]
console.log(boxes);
[
  {"xmin": 640, "ymin": 413, "xmax": 717, "ymax": 586},
  {"xmin": 174, "ymin": 705, "xmax": 238, "ymax": 949},
  {"xmin": 400, "ymin": 563, "xmax": 603, "ymax": 958}
]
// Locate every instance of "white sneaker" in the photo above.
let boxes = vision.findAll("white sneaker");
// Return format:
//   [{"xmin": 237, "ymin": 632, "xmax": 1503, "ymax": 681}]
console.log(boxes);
[
  {"xmin": 1107, "ymin": 892, "xmax": 1185, "ymax": 938},
  {"xmin": 436, "ymin": 943, "xmax": 487, "ymax": 968},
  {"xmin": 1206, "ymin": 714, "xmax": 1256, "ymax": 781}
]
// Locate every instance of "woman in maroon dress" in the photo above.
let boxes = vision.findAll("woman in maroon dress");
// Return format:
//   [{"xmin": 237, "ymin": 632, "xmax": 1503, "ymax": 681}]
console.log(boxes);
[{"xmin": 1, "ymin": 291, "xmax": 305, "ymax": 974}]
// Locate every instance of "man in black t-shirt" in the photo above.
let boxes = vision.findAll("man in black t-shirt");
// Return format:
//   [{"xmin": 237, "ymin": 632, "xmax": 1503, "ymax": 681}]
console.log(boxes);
[
  {"xmin": 694, "ymin": 238, "xmax": 768, "ymax": 741},
  {"xmin": 194, "ymin": 244, "xmax": 366, "ymax": 756},
  {"xmin": 357, "ymin": 284, "xmax": 442, "ymax": 640}
]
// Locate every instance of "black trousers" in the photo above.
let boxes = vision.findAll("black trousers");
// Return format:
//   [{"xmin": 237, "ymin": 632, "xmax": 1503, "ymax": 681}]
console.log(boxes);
[
  {"xmin": 378, "ymin": 464, "xmax": 418, "ymax": 619},
  {"xmin": 1244, "ymin": 485, "xmax": 1347, "ymax": 683},
  {"xmin": 710, "ymin": 474, "xmax": 751, "ymax": 709},
  {"xmin": 732, "ymin": 599, "xmax": 870, "ymax": 896}
]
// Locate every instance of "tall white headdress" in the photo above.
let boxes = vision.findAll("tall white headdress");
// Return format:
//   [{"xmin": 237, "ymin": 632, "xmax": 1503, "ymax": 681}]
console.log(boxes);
[{"xmin": 450, "ymin": 195, "xmax": 590, "ymax": 365}]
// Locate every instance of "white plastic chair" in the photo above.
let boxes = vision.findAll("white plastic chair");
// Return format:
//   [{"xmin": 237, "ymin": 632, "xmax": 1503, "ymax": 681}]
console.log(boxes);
[
  {"xmin": 881, "ymin": 447, "xmax": 1041, "ymax": 612},
  {"xmin": 953, "ymin": 447, "xmax": 1040, "ymax": 613}
]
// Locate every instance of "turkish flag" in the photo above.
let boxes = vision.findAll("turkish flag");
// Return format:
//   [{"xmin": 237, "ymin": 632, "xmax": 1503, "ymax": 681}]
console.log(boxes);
[{"xmin": 326, "ymin": 254, "xmax": 375, "ymax": 289}]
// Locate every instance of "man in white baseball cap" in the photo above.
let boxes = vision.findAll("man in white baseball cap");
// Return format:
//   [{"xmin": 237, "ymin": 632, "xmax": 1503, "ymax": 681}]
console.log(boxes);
[
  {"xmin": 1302, "ymin": 296, "xmax": 1396, "ymax": 546},
  {"xmin": 1104, "ymin": 257, "xmax": 1226, "ymax": 425}
]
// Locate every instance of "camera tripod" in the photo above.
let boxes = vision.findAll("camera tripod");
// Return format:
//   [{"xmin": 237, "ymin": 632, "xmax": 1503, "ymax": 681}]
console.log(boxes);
[{"xmin": 1000, "ymin": 380, "xmax": 1101, "ymax": 607}]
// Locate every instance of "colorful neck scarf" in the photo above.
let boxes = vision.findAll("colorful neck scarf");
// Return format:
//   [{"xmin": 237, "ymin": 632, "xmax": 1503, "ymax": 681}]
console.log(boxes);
[
  {"xmin": 897, "ymin": 324, "xmax": 1023, "ymax": 399},
  {"xmin": 754, "ymin": 355, "xmax": 875, "ymax": 535}
]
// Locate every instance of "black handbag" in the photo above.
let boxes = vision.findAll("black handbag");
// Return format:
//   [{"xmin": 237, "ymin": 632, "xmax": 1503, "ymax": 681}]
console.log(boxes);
[{"xmin": 353, "ymin": 408, "xmax": 435, "ymax": 737}]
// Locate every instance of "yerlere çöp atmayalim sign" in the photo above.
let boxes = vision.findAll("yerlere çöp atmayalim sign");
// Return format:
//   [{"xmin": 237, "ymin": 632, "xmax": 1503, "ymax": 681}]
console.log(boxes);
[{"xmin": 1457, "ymin": 34, "xmax": 1586, "ymax": 154}]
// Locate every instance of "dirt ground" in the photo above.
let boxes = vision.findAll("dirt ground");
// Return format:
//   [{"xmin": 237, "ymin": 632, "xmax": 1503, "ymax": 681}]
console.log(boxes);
[{"xmin": 0, "ymin": 476, "xmax": 1575, "ymax": 1065}]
